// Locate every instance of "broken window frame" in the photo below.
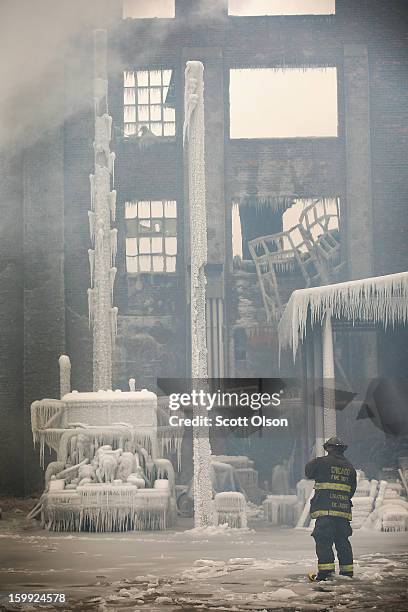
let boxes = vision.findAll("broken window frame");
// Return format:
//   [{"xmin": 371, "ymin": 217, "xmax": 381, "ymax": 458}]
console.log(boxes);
[
  {"xmin": 283, "ymin": 197, "xmax": 340, "ymax": 248},
  {"xmin": 125, "ymin": 200, "xmax": 178, "ymax": 274},
  {"xmin": 123, "ymin": 69, "xmax": 176, "ymax": 137}
]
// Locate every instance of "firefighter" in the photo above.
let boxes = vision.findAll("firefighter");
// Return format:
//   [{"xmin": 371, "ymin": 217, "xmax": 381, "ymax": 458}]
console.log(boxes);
[{"xmin": 305, "ymin": 437, "xmax": 357, "ymax": 582}]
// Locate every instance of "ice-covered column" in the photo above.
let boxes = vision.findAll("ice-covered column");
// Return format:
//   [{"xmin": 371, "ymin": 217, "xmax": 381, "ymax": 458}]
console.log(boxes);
[
  {"xmin": 184, "ymin": 61, "xmax": 214, "ymax": 527},
  {"xmin": 322, "ymin": 313, "xmax": 336, "ymax": 440},
  {"xmin": 312, "ymin": 328, "xmax": 325, "ymax": 458},
  {"xmin": 58, "ymin": 355, "xmax": 71, "ymax": 398},
  {"xmin": 89, "ymin": 30, "xmax": 118, "ymax": 391}
]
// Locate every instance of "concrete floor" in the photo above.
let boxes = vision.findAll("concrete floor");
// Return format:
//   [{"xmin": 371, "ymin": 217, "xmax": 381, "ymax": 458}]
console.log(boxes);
[{"xmin": 0, "ymin": 511, "xmax": 407, "ymax": 610}]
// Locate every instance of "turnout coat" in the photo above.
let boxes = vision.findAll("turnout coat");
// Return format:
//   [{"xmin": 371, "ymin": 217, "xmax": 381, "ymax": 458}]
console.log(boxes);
[{"xmin": 305, "ymin": 454, "xmax": 357, "ymax": 520}]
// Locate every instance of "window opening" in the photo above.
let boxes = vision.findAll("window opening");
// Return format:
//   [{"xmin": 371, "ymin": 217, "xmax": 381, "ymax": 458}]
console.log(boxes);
[
  {"xmin": 125, "ymin": 200, "xmax": 177, "ymax": 273},
  {"xmin": 248, "ymin": 197, "xmax": 341, "ymax": 320},
  {"xmin": 123, "ymin": 0, "xmax": 175, "ymax": 19},
  {"xmin": 238, "ymin": 205, "xmax": 283, "ymax": 260},
  {"xmin": 230, "ymin": 68, "xmax": 338, "ymax": 138},
  {"xmin": 124, "ymin": 69, "xmax": 176, "ymax": 137},
  {"xmin": 228, "ymin": 0, "xmax": 335, "ymax": 16}
]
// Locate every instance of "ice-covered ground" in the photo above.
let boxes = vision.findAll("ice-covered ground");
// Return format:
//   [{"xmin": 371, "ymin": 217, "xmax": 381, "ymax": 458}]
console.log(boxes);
[{"xmin": 0, "ymin": 509, "xmax": 407, "ymax": 611}]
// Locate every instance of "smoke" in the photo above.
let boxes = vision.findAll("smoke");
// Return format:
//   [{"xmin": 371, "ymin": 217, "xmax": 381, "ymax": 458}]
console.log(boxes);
[
  {"xmin": 0, "ymin": 0, "xmax": 229, "ymax": 153},
  {"xmin": 0, "ymin": 0, "xmax": 121, "ymax": 151}
]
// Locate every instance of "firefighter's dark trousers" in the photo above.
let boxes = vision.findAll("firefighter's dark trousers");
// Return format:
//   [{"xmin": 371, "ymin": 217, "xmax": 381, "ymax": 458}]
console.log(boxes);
[{"xmin": 312, "ymin": 516, "xmax": 353, "ymax": 578}]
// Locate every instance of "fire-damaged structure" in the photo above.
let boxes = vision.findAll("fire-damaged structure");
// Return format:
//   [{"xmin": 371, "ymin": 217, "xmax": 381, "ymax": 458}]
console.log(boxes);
[{"xmin": 1, "ymin": 0, "xmax": 408, "ymax": 501}]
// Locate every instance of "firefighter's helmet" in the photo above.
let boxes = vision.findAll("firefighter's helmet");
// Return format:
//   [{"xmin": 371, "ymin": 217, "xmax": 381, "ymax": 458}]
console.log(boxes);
[{"xmin": 323, "ymin": 436, "xmax": 348, "ymax": 451}]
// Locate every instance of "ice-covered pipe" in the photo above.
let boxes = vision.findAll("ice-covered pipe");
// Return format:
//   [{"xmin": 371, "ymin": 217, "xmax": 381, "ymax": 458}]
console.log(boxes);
[
  {"xmin": 322, "ymin": 312, "xmax": 336, "ymax": 439},
  {"xmin": 89, "ymin": 29, "xmax": 119, "ymax": 391},
  {"xmin": 184, "ymin": 60, "xmax": 214, "ymax": 528},
  {"xmin": 58, "ymin": 354, "xmax": 71, "ymax": 398}
]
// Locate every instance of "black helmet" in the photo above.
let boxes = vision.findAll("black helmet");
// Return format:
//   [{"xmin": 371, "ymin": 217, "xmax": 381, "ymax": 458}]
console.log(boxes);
[{"xmin": 323, "ymin": 436, "xmax": 348, "ymax": 451}]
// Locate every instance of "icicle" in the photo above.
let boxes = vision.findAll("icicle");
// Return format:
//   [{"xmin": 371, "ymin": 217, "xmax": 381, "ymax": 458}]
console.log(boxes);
[
  {"xmin": 215, "ymin": 492, "xmax": 247, "ymax": 528},
  {"xmin": 96, "ymin": 223, "xmax": 104, "ymax": 254},
  {"xmin": 109, "ymin": 152, "xmax": 116, "ymax": 186},
  {"xmin": 88, "ymin": 249, "xmax": 95, "ymax": 287},
  {"xmin": 110, "ymin": 190, "xmax": 117, "ymax": 221},
  {"xmin": 89, "ymin": 174, "xmax": 95, "ymax": 210},
  {"xmin": 111, "ymin": 306, "xmax": 118, "ymax": 340},
  {"xmin": 30, "ymin": 400, "xmax": 40, "ymax": 446},
  {"xmin": 30, "ymin": 399, "xmax": 64, "ymax": 467},
  {"xmin": 110, "ymin": 228, "xmax": 118, "ymax": 265},
  {"xmin": 110, "ymin": 267, "xmax": 117, "ymax": 302},
  {"xmin": 87, "ymin": 288, "xmax": 94, "ymax": 328},
  {"xmin": 158, "ymin": 427, "xmax": 183, "ymax": 471},
  {"xmin": 88, "ymin": 211, "xmax": 95, "ymax": 242},
  {"xmin": 278, "ymin": 271, "xmax": 408, "ymax": 360},
  {"xmin": 106, "ymin": 114, "xmax": 112, "ymax": 141}
]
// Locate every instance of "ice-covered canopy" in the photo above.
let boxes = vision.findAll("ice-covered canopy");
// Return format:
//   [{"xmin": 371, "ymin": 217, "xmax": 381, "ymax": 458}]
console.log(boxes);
[{"xmin": 278, "ymin": 271, "xmax": 408, "ymax": 359}]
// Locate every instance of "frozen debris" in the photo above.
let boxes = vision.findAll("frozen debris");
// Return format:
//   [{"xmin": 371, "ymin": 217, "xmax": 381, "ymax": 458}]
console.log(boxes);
[
  {"xmin": 184, "ymin": 523, "xmax": 253, "ymax": 537},
  {"xmin": 215, "ymin": 491, "xmax": 247, "ymax": 528},
  {"xmin": 117, "ymin": 588, "xmax": 144, "ymax": 598},
  {"xmin": 246, "ymin": 501, "xmax": 263, "ymax": 519},
  {"xmin": 155, "ymin": 596, "xmax": 173, "ymax": 604},
  {"xmin": 228, "ymin": 558, "xmax": 254, "ymax": 566},
  {"xmin": 194, "ymin": 559, "xmax": 226, "ymax": 568},
  {"xmin": 362, "ymin": 480, "xmax": 408, "ymax": 531},
  {"xmin": 133, "ymin": 574, "xmax": 157, "ymax": 582},
  {"xmin": 263, "ymin": 494, "xmax": 298, "ymax": 526},
  {"xmin": 268, "ymin": 587, "xmax": 297, "ymax": 600},
  {"xmin": 182, "ymin": 562, "xmax": 228, "ymax": 582}
]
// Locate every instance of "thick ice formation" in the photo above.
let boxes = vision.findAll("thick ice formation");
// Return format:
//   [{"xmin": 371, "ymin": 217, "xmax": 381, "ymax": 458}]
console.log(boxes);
[
  {"xmin": 351, "ymin": 471, "xmax": 378, "ymax": 529},
  {"xmin": 35, "ymin": 430, "xmax": 176, "ymax": 532},
  {"xmin": 363, "ymin": 480, "xmax": 408, "ymax": 531},
  {"xmin": 184, "ymin": 60, "xmax": 214, "ymax": 527},
  {"xmin": 88, "ymin": 30, "xmax": 118, "ymax": 392},
  {"xmin": 215, "ymin": 492, "xmax": 247, "ymax": 528},
  {"xmin": 28, "ymin": 30, "xmax": 179, "ymax": 534},
  {"xmin": 263, "ymin": 495, "xmax": 298, "ymax": 526},
  {"xmin": 278, "ymin": 271, "xmax": 408, "ymax": 359},
  {"xmin": 184, "ymin": 60, "xmax": 208, "ymax": 380}
]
